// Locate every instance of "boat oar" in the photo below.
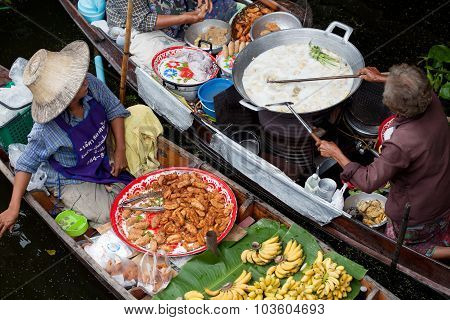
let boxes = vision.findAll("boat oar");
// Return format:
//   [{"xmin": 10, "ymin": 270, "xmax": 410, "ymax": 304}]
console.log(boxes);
[
  {"xmin": 119, "ymin": 0, "xmax": 133, "ymax": 104},
  {"xmin": 390, "ymin": 202, "xmax": 411, "ymax": 269}
]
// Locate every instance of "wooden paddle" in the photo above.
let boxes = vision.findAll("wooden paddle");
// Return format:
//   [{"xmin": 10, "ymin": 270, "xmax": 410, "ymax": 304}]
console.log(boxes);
[{"xmin": 119, "ymin": 0, "xmax": 133, "ymax": 104}]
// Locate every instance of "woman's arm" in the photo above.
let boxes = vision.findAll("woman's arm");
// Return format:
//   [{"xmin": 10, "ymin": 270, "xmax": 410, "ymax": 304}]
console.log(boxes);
[
  {"xmin": 317, "ymin": 140, "xmax": 408, "ymax": 193},
  {"xmin": 0, "ymin": 172, "xmax": 31, "ymax": 237},
  {"xmin": 110, "ymin": 117, "xmax": 127, "ymax": 177}
]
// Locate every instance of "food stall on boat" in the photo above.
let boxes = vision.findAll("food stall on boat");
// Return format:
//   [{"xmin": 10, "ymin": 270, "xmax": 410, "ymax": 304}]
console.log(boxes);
[
  {"xmin": 0, "ymin": 61, "xmax": 396, "ymax": 299},
  {"xmin": 54, "ymin": 0, "xmax": 450, "ymax": 297}
]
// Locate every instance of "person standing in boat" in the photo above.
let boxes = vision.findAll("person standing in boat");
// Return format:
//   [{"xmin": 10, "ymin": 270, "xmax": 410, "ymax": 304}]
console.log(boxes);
[
  {"xmin": 316, "ymin": 64, "xmax": 450, "ymax": 260},
  {"xmin": 0, "ymin": 41, "xmax": 135, "ymax": 236}
]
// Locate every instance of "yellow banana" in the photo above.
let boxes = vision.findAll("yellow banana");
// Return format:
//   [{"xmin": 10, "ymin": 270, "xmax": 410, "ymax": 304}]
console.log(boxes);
[
  {"xmin": 204, "ymin": 288, "xmax": 220, "ymax": 296},
  {"xmin": 184, "ymin": 290, "xmax": 204, "ymax": 300}
]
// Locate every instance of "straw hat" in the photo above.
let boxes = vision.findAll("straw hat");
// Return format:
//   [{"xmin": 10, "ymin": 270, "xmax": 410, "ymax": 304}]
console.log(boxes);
[{"xmin": 23, "ymin": 41, "xmax": 90, "ymax": 124}]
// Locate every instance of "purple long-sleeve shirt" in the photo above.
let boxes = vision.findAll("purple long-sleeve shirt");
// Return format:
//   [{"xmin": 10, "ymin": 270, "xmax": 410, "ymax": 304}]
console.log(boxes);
[{"xmin": 341, "ymin": 94, "xmax": 450, "ymax": 226}]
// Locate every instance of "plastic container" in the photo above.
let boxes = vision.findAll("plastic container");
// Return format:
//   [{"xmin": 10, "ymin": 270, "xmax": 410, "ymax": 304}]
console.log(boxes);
[
  {"xmin": 0, "ymin": 83, "xmax": 33, "ymax": 151},
  {"xmin": 200, "ymin": 101, "xmax": 217, "ymax": 120},
  {"xmin": 304, "ymin": 173, "xmax": 320, "ymax": 194},
  {"xmin": 198, "ymin": 78, "xmax": 233, "ymax": 117},
  {"xmin": 77, "ymin": 0, "xmax": 106, "ymax": 23},
  {"xmin": 55, "ymin": 210, "xmax": 89, "ymax": 237}
]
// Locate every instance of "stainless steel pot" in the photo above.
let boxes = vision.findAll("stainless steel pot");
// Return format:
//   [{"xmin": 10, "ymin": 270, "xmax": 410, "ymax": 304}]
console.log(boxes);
[
  {"xmin": 184, "ymin": 19, "xmax": 231, "ymax": 55},
  {"xmin": 233, "ymin": 21, "xmax": 365, "ymax": 116}
]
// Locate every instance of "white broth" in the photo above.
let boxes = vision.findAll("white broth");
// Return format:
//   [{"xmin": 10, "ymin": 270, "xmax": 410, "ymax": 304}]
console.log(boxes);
[{"xmin": 242, "ymin": 44, "xmax": 354, "ymax": 113}]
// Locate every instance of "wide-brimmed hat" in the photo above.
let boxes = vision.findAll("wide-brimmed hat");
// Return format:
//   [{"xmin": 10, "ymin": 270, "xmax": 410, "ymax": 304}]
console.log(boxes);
[{"xmin": 23, "ymin": 41, "xmax": 90, "ymax": 124}]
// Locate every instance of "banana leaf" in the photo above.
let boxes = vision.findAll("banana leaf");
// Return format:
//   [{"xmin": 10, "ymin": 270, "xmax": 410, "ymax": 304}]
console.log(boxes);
[
  {"xmin": 154, "ymin": 219, "xmax": 286, "ymax": 300},
  {"xmin": 154, "ymin": 219, "xmax": 367, "ymax": 300}
]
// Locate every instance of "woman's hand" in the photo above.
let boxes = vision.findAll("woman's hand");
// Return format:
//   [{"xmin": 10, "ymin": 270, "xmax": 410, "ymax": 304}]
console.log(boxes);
[
  {"xmin": 358, "ymin": 67, "xmax": 387, "ymax": 83},
  {"xmin": 197, "ymin": 0, "xmax": 213, "ymax": 13},
  {"xmin": 316, "ymin": 140, "xmax": 341, "ymax": 158},
  {"xmin": 316, "ymin": 141, "xmax": 351, "ymax": 168},
  {"xmin": 0, "ymin": 208, "xmax": 19, "ymax": 238},
  {"xmin": 183, "ymin": 5, "xmax": 208, "ymax": 24},
  {"xmin": 111, "ymin": 147, "xmax": 128, "ymax": 177}
]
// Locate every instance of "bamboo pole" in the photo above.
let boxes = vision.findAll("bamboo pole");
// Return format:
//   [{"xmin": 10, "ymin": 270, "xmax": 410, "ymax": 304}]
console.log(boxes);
[{"xmin": 119, "ymin": 0, "xmax": 133, "ymax": 104}]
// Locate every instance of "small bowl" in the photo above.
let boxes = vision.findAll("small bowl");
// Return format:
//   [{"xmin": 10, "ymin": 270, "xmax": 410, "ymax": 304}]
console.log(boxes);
[
  {"xmin": 344, "ymin": 193, "xmax": 388, "ymax": 228},
  {"xmin": 55, "ymin": 210, "xmax": 89, "ymax": 237},
  {"xmin": 250, "ymin": 12, "xmax": 302, "ymax": 41},
  {"xmin": 198, "ymin": 78, "xmax": 233, "ymax": 112}
]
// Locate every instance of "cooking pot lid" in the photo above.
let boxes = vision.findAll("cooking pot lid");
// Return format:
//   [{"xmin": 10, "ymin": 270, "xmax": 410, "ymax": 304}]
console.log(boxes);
[{"xmin": 348, "ymin": 82, "xmax": 392, "ymax": 126}]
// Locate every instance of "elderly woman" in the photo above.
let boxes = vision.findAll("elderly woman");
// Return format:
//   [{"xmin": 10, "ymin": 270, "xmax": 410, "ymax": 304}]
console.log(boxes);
[
  {"xmin": 0, "ymin": 41, "xmax": 136, "ymax": 237},
  {"xmin": 317, "ymin": 64, "xmax": 450, "ymax": 260}
]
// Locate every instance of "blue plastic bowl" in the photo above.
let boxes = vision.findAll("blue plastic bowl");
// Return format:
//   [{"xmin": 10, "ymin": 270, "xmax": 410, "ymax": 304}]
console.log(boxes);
[{"xmin": 198, "ymin": 78, "xmax": 233, "ymax": 115}]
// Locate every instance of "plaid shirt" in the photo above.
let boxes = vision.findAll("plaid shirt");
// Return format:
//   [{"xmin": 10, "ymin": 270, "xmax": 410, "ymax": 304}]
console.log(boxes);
[
  {"xmin": 15, "ymin": 74, "xmax": 130, "ymax": 187},
  {"xmin": 106, "ymin": 0, "xmax": 190, "ymax": 37}
]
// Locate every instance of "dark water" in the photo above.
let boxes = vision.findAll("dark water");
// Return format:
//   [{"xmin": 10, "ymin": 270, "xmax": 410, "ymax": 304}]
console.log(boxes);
[{"xmin": 0, "ymin": 0, "xmax": 449, "ymax": 299}]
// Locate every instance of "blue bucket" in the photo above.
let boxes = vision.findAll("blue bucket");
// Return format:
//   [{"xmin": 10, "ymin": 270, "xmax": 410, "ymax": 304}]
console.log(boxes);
[{"xmin": 198, "ymin": 78, "xmax": 233, "ymax": 119}]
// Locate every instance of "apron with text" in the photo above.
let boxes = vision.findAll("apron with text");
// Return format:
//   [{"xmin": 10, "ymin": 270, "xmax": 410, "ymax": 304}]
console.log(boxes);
[{"xmin": 48, "ymin": 96, "xmax": 134, "ymax": 185}]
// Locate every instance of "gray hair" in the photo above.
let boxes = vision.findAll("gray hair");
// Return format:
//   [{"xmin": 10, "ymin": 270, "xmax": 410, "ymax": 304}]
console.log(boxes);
[{"xmin": 383, "ymin": 64, "xmax": 432, "ymax": 117}]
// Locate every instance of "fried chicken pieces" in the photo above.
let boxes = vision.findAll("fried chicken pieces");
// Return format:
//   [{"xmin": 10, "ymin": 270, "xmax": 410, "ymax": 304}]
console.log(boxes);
[{"xmin": 123, "ymin": 172, "xmax": 233, "ymax": 253}]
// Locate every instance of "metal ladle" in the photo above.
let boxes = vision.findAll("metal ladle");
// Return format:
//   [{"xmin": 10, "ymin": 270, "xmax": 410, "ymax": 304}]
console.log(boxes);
[{"xmin": 265, "ymin": 102, "xmax": 322, "ymax": 143}]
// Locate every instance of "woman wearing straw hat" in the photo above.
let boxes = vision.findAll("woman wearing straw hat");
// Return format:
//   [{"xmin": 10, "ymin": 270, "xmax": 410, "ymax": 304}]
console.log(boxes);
[{"xmin": 0, "ymin": 41, "xmax": 135, "ymax": 236}]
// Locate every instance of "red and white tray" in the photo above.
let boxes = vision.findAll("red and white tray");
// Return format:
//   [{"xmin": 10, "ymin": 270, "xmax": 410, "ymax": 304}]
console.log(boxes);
[{"xmin": 110, "ymin": 167, "xmax": 237, "ymax": 256}]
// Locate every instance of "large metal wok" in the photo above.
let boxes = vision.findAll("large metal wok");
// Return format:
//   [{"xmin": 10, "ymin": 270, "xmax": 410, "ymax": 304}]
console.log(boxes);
[{"xmin": 233, "ymin": 21, "xmax": 365, "ymax": 121}]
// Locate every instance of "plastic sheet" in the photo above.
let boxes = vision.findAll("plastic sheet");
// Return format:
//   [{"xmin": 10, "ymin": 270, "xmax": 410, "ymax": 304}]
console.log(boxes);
[
  {"xmin": 209, "ymin": 131, "xmax": 344, "ymax": 225},
  {"xmin": 136, "ymin": 67, "xmax": 194, "ymax": 132}
]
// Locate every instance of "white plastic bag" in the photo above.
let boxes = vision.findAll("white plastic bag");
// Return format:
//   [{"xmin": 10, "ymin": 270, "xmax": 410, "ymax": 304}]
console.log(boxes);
[
  {"xmin": 84, "ymin": 230, "xmax": 134, "ymax": 268},
  {"xmin": 8, "ymin": 143, "xmax": 48, "ymax": 191},
  {"xmin": 137, "ymin": 250, "xmax": 174, "ymax": 295},
  {"xmin": 331, "ymin": 183, "xmax": 348, "ymax": 210},
  {"xmin": 9, "ymin": 57, "xmax": 28, "ymax": 85}
]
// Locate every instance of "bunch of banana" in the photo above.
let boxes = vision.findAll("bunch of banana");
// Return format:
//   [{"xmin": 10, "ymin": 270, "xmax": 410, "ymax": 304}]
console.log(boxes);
[
  {"xmin": 240, "ymin": 236, "xmax": 282, "ymax": 265},
  {"xmin": 300, "ymin": 250, "xmax": 352, "ymax": 300},
  {"xmin": 184, "ymin": 290, "xmax": 204, "ymax": 300},
  {"xmin": 205, "ymin": 270, "xmax": 252, "ymax": 300},
  {"xmin": 267, "ymin": 239, "xmax": 305, "ymax": 278},
  {"xmin": 247, "ymin": 274, "xmax": 281, "ymax": 300}
]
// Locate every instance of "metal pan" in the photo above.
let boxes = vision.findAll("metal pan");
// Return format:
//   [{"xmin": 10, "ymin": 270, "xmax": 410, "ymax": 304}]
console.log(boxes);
[{"xmin": 233, "ymin": 22, "xmax": 365, "ymax": 116}]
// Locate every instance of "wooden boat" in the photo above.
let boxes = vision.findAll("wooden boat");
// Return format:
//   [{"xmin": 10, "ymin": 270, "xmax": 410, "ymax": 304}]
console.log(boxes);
[
  {"xmin": 57, "ymin": 0, "xmax": 449, "ymax": 297},
  {"xmin": 0, "ymin": 64, "xmax": 396, "ymax": 300}
]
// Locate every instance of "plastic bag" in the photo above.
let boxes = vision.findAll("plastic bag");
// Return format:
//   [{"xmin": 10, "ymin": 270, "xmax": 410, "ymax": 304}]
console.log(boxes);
[
  {"xmin": 105, "ymin": 254, "xmax": 139, "ymax": 288},
  {"xmin": 331, "ymin": 183, "xmax": 348, "ymax": 210},
  {"xmin": 9, "ymin": 57, "xmax": 28, "ymax": 85},
  {"xmin": 137, "ymin": 250, "xmax": 175, "ymax": 295},
  {"xmin": 84, "ymin": 230, "xmax": 134, "ymax": 268},
  {"xmin": 8, "ymin": 143, "xmax": 48, "ymax": 191}
]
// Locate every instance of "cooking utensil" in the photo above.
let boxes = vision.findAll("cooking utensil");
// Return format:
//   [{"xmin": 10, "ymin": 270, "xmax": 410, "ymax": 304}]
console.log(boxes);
[
  {"xmin": 119, "ymin": 190, "xmax": 162, "ymax": 207},
  {"xmin": 119, "ymin": 205, "xmax": 165, "ymax": 212},
  {"xmin": 344, "ymin": 193, "xmax": 388, "ymax": 228},
  {"xmin": 184, "ymin": 19, "xmax": 231, "ymax": 55},
  {"xmin": 267, "ymin": 74, "xmax": 360, "ymax": 84},
  {"xmin": 266, "ymin": 102, "xmax": 321, "ymax": 143},
  {"xmin": 250, "ymin": 12, "xmax": 302, "ymax": 41},
  {"xmin": 233, "ymin": 22, "xmax": 364, "ymax": 116}
]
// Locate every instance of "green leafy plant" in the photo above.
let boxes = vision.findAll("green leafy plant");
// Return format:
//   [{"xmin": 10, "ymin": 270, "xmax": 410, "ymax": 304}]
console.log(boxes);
[
  {"xmin": 420, "ymin": 44, "xmax": 450, "ymax": 100},
  {"xmin": 309, "ymin": 42, "xmax": 340, "ymax": 67}
]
